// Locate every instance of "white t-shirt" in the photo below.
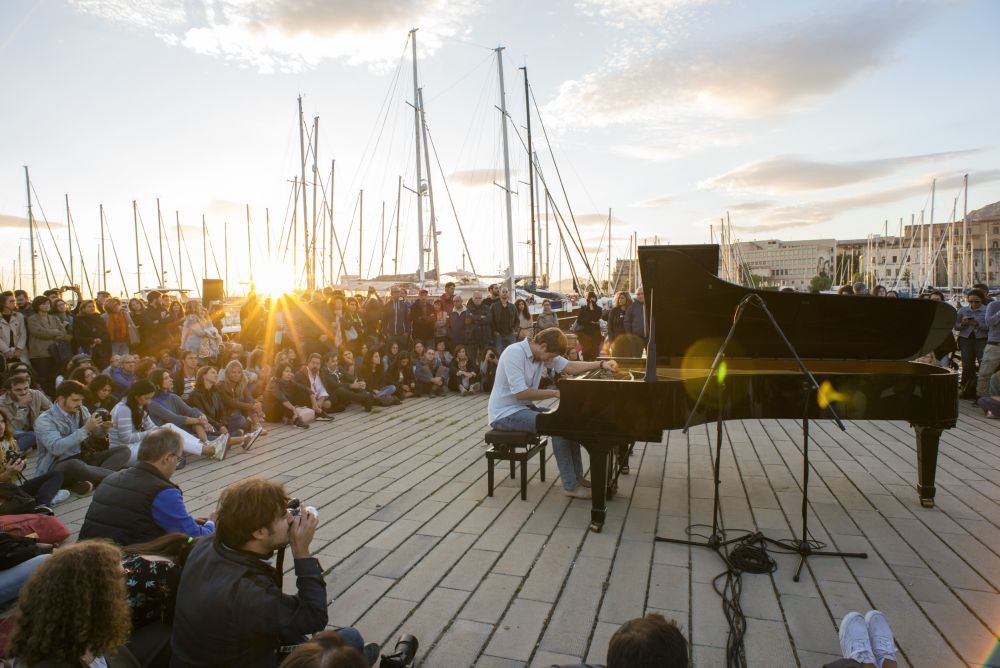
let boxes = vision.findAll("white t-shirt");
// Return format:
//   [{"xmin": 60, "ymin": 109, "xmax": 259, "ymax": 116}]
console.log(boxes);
[{"xmin": 487, "ymin": 338, "xmax": 568, "ymax": 425}]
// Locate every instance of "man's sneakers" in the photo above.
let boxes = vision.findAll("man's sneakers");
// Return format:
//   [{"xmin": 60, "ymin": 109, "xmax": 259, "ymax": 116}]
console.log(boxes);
[
  {"xmin": 839, "ymin": 612, "xmax": 876, "ymax": 666},
  {"xmin": 50, "ymin": 489, "xmax": 71, "ymax": 506},
  {"xmin": 840, "ymin": 610, "xmax": 897, "ymax": 667},
  {"xmin": 865, "ymin": 610, "xmax": 898, "ymax": 667},
  {"xmin": 242, "ymin": 426, "xmax": 264, "ymax": 451},
  {"xmin": 69, "ymin": 480, "xmax": 94, "ymax": 496},
  {"xmin": 211, "ymin": 433, "xmax": 230, "ymax": 461},
  {"xmin": 362, "ymin": 643, "xmax": 381, "ymax": 666}
]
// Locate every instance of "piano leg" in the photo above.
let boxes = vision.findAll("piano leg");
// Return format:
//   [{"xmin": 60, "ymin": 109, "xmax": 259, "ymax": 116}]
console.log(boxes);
[
  {"xmin": 587, "ymin": 444, "xmax": 609, "ymax": 532},
  {"xmin": 914, "ymin": 425, "xmax": 942, "ymax": 508}
]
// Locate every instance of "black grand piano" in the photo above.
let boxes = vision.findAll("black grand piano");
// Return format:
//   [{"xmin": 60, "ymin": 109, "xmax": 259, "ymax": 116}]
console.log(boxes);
[{"xmin": 537, "ymin": 244, "xmax": 959, "ymax": 532}]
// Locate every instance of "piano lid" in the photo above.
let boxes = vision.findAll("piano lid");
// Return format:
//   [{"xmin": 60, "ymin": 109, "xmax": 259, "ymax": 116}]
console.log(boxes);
[{"xmin": 638, "ymin": 244, "xmax": 957, "ymax": 361}]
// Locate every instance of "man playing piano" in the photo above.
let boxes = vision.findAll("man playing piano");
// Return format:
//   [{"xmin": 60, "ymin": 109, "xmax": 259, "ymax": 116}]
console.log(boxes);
[{"xmin": 487, "ymin": 327, "xmax": 618, "ymax": 500}]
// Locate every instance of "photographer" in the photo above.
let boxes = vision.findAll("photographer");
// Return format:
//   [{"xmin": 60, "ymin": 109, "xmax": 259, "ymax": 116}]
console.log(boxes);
[
  {"xmin": 0, "ymin": 408, "xmax": 68, "ymax": 513},
  {"xmin": 171, "ymin": 478, "xmax": 378, "ymax": 667},
  {"xmin": 33, "ymin": 380, "xmax": 130, "ymax": 494}
]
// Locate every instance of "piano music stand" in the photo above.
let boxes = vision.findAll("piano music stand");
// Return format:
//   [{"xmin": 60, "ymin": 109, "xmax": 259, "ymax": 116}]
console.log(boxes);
[{"xmin": 655, "ymin": 293, "xmax": 867, "ymax": 581}]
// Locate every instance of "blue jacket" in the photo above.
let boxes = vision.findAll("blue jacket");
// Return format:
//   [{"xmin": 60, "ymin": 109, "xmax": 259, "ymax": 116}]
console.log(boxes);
[
  {"xmin": 955, "ymin": 305, "xmax": 988, "ymax": 339},
  {"xmin": 985, "ymin": 301, "xmax": 1000, "ymax": 343},
  {"xmin": 110, "ymin": 368, "xmax": 138, "ymax": 399},
  {"xmin": 33, "ymin": 402, "xmax": 97, "ymax": 475},
  {"xmin": 381, "ymin": 299, "xmax": 411, "ymax": 336},
  {"xmin": 148, "ymin": 391, "xmax": 203, "ymax": 428},
  {"xmin": 153, "ymin": 488, "xmax": 215, "ymax": 537}
]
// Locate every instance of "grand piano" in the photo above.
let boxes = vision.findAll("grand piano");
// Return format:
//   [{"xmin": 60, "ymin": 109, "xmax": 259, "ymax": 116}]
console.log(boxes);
[{"xmin": 537, "ymin": 244, "xmax": 959, "ymax": 531}]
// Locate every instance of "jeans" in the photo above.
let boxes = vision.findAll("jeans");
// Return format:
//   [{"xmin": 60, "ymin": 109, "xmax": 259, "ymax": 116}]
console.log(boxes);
[
  {"xmin": 977, "ymin": 396, "xmax": 1000, "ymax": 416},
  {"xmin": 0, "ymin": 554, "xmax": 50, "ymax": 605},
  {"xmin": 977, "ymin": 343, "xmax": 1000, "ymax": 397},
  {"xmin": 495, "ymin": 334, "xmax": 516, "ymax": 355},
  {"xmin": 491, "ymin": 406, "xmax": 583, "ymax": 491},
  {"xmin": 14, "ymin": 430, "xmax": 36, "ymax": 453},
  {"xmin": 958, "ymin": 336, "xmax": 987, "ymax": 391},
  {"xmin": 226, "ymin": 411, "xmax": 251, "ymax": 435},
  {"xmin": 21, "ymin": 470, "xmax": 65, "ymax": 506},
  {"xmin": 53, "ymin": 445, "xmax": 131, "ymax": 486},
  {"xmin": 374, "ymin": 385, "xmax": 397, "ymax": 399}
]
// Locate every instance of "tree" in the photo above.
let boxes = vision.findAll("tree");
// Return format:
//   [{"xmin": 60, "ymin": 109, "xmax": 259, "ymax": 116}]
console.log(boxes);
[{"xmin": 808, "ymin": 273, "xmax": 833, "ymax": 293}]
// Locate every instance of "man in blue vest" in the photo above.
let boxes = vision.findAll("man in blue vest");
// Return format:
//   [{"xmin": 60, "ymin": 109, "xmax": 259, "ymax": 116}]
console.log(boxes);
[{"xmin": 77, "ymin": 428, "xmax": 214, "ymax": 544}]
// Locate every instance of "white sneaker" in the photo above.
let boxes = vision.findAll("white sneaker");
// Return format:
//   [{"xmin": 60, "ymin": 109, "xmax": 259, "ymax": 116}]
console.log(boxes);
[
  {"xmin": 865, "ymin": 610, "xmax": 897, "ymax": 667},
  {"xmin": 210, "ymin": 433, "xmax": 230, "ymax": 461},
  {"xmin": 243, "ymin": 426, "xmax": 263, "ymax": 451},
  {"xmin": 839, "ymin": 612, "xmax": 876, "ymax": 666},
  {"xmin": 51, "ymin": 489, "xmax": 71, "ymax": 506}
]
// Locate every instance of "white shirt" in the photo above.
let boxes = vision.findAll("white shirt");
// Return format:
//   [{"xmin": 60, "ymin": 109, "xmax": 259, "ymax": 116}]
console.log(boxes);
[
  {"xmin": 487, "ymin": 338, "xmax": 568, "ymax": 425},
  {"xmin": 306, "ymin": 368, "xmax": 328, "ymax": 399}
]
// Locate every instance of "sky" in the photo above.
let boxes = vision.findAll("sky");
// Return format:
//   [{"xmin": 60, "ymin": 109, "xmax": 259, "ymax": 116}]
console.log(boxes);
[{"xmin": 1, "ymin": 0, "xmax": 999, "ymax": 297}]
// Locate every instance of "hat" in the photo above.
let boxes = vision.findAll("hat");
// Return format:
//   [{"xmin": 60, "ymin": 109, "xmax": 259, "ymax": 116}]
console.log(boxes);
[
  {"xmin": 69, "ymin": 353, "xmax": 92, "ymax": 365},
  {"xmin": 419, "ymin": 289, "xmax": 429, "ymax": 295}
]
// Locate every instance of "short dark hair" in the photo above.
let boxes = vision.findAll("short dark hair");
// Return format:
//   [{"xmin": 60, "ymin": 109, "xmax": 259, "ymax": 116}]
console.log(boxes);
[
  {"xmin": 54, "ymin": 380, "xmax": 88, "ymax": 399},
  {"xmin": 148, "ymin": 368, "xmax": 170, "ymax": 389},
  {"xmin": 215, "ymin": 479, "xmax": 288, "ymax": 549},
  {"xmin": 445, "ymin": 282, "xmax": 455, "ymax": 289},
  {"xmin": 31, "ymin": 296, "xmax": 50, "ymax": 312},
  {"xmin": 607, "ymin": 613, "xmax": 688, "ymax": 668},
  {"xmin": 138, "ymin": 428, "xmax": 182, "ymax": 463},
  {"xmin": 4, "ymin": 374, "xmax": 29, "ymax": 390}
]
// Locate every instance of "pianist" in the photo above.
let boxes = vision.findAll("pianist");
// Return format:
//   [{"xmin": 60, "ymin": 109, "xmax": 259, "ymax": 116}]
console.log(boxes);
[{"xmin": 487, "ymin": 327, "xmax": 619, "ymax": 500}]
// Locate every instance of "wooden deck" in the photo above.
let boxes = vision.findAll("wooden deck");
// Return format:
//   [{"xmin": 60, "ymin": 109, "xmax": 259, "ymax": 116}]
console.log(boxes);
[{"xmin": 55, "ymin": 395, "xmax": 1000, "ymax": 667}]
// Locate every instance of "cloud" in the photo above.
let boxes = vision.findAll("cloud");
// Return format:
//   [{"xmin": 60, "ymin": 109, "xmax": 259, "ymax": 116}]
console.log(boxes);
[
  {"xmin": 448, "ymin": 169, "xmax": 501, "ymax": 188},
  {"xmin": 0, "ymin": 214, "xmax": 65, "ymax": 229},
  {"xmin": 729, "ymin": 169, "xmax": 1000, "ymax": 233},
  {"xmin": 702, "ymin": 150, "xmax": 979, "ymax": 193},
  {"xmin": 575, "ymin": 0, "xmax": 710, "ymax": 29},
  {"xmin": 207, "ymin": 200, "xmax": 249, "ymax": 217},
  {"xmin": 70, "ymin": 0, "xmax": 481, "ymax": 73},
  {"xmin": 545, "ymin": 3, "xmax": 933, "ymax": 127},
  {"xmin": 632, "ymin": 196, "xmax": 672, "ymax": 208}
]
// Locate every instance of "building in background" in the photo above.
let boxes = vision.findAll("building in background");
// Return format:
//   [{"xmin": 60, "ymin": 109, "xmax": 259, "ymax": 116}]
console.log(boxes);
[{"xmin": 729, "ymin": 238, "xmax": 836, "ymax": 290}]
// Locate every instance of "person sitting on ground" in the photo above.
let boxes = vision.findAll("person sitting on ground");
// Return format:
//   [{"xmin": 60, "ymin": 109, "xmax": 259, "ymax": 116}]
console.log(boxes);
[
  {"xmin": 382, "ymin": 340, "xmax": 401, "ymax": 373},
  {"xmin": 414, "ymin": 347, "xmax": 447, "ymax": 397},
  {"xmin": 360, "ymin": 349, "xmax": 400, "ymax": 405},
  {"xmin": 449, "ymin": 345, "xmax": 481, "ymax": 395},
  {"xmin": 553, "ymin": 612, "xmax": 688, "ymax": 668},
  {"xmin": 0, "ymin": 407, "xmax": 69, "ymax": 512},
  {"xmin": 111, "ymin": 379, "xmax": 225, "ymax": 464},
  {"xmin": 218, "ymin": 360, "xmax": 267, "ymax": 440},
  {"xmin": 110, "ymin": 353, "xmax": 140, "ymax": 399},
  {"xmin": 79, "ymin": 427, "xmax": 216, "ymax": 544},
  {"xmin": 489, "ymin": 327, "xmax": 618, "ymax": 500},
  {"xmin": 434, "ymin": 337, "xmax": 453, "ymax": 368},
  {"xmin": 171, "ymin": 349, "xmax": 201, "ymax": 401},
  {"xmin": 86, "ymin": 373, "xmax": 118, "ymax": 413},
  {"xmin": 0, "ymin": 532, "xmax": 51, "ymax": 607},
  {"xmin": 977, "ymin": 369, "xmax": 1000, "ymax": 418},
  {"xmin": 834, "ymin": 610, "xmax": 898, "ymax": 668},
  {"xmin": 188, "ymin": 366, "xmax": 255, "ymax": 445},
  {"xmin": 9, "ymin": 540, "xmax": 133, "ymax": 667},
  {"xmin": 320, "ymin": 352, "xmax": 374, "ymax": 412},
  {"xmin": 411, "ymin": 340, "xmax": 426, "ymax": 365},
  {"xmin": 265, "ymin": 363, "xmax": 314, "ymax": 428},
  {"xmin": 68, "ymin": 365, "xmax": 96, "ymax": 387},
  {"xmin": 0, "ymin": 374, "xmax": 51, "ymax": 453},
  {"xmin": 293, "ymin": 354, "xmax": 339, "ymax": 419},
  {"xmin": 281, "ymin": 630, "xmax": 369, "ymax": 668},
  {"xmin": 389, "ymin": 351, "xmax": 416, "ymax": 400},
  {"xmin": 170, "ymin": 478, "xmax": 378, "ymax": 667},
  {"xmin": 480, "ymin": 346, "xmax": 499, "ymax": 393},
  {"xmin": 147, "ymin": 368, "xmax": 231, "ymax": 451},
  {"xmin": 34, "ymin": 380, "xmax": 129, "ymax": 495}
]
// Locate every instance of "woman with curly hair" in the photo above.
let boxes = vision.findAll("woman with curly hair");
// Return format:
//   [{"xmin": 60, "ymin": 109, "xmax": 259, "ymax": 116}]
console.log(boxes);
[{"xmin": 9, "ymin": 540, "xmax": 132, "ymax": 666}]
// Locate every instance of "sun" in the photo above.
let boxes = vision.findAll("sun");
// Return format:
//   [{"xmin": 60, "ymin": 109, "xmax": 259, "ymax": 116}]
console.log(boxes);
[{"xmin": 253, "ymin": 260, "xmax": 297, "ymax": 298}]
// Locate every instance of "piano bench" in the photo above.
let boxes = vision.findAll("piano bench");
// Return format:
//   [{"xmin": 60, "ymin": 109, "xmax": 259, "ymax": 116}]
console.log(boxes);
[{"xmin": 484, "ymin": 430, "xmax": 547, "ymax": 501}]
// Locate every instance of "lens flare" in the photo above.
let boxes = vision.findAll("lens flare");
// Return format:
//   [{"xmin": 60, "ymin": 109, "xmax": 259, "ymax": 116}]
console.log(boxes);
[{"xmin": 817, "ymin": 380, "xmax": 847, "ymax": 409}]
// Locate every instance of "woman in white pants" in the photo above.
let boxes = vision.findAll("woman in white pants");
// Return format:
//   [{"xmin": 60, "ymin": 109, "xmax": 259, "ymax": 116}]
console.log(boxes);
[{"xmin": 109, "ymin": 380, "xmax": 225, "ymax": 465}]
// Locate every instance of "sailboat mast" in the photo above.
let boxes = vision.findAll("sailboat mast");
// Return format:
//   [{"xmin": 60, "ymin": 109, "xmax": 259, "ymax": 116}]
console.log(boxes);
[
  {"xmin": 380, "ymin": 201, "xmax": 386, "ymax": 276},
  {"xmin": 329, "ymin": 160, "xmax": 336, "ymax": 284},
  {"xmin": 395, "ymin": 175, "xmax": 402, "ymax": 276},
  {"xmin": 24, "ymin": 167, "xmax": 37, "ymax": 295},
  {"xmin": 496, "ymin": 46, "xmax": 516, "ymax": 297},
  {"xmin": 311, "ymin": 115, "xmax": 319, "ymax": 290},
  {"xmin": 607, "ymin": 208, "xmax": 612, "ymax": 292},
  {"xmin": 520, "ymin": 66, "xmax": 536, "ymax": 286},
  {"xmin": 157, "ymin": 197, "xmax": 164, "ymax": 286},
  {"xmin": 962, "ymin": 174, "xmax": 969, "ymax": 286},
  {"xmin": 417, "ymin": 88, "xmax": 439, "ymax": 286},
  {"xmin": 297, "ymin": 96, "xmax": 309, "ymax": 289},
  {"xmin": 176, "ymin": 211, "xmax": 183, "ymax": 291},
  {"xmin": 224, "ymin": 221, "xmax": 229, "ymax": 297},
  {"xmin": 65, "ymin": 194, "xmax": 73, "ymax": 287},
  {"xmin": 544, "ymin": 186, "xmax": 550, "ymax": 286},
  {"xmin": 202, "ymin": 214, "xmax": 207, "ymax": 283},
  {"xmin": 133, "ymin": 200, "xmax": 141, "ymax": 294},
  {"xmin": 246, "ymin": 204, "xmax": 253, "ymax": 285},
  {"xmin": 409, "ymin": 29, "xmax": 426, "ymax": 288},
  {"xmin": 929, "ymin": 178, "xmax": 936, "ymax": 287},
  {"xmin": 359, "ymin": 190, "xmax": 364, "ymax": 279},
  {"xmin": 100, "ymin": 204, "xmax": 107, "ymax": 292},
  {"xmin": 266, "ymin": 208, "xmax": 271, "ymax": 259}
]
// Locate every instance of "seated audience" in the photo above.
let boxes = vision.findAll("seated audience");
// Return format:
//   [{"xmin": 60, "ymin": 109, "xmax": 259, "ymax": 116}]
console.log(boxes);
[
  {"xmin": 0, "ymin": 408, "xmax": 69, "ymax": 512},
  {"xmin": 171, "ymin": 350, "xmax": 200, "ymax": 401},
  {"xmin": 282, "ymin": 630, "xmax": 368, "ymax": 668},
  {"xmin": 321, "ymin": 352, "xmax": 374, "ymax": 412},
  {"xmin": 480, "ymin": 347, "xmax": 499, "ymax": 392},
  {"xmin": 171, "ymin": 478, "xmax": 376, "ymax": 667},
  {"xmin": 147, "ymin": 368, "xmax": 229, "ymax": 451},
  {"xmin": 265, "ymin": 363, "xmax": 315, "ymax": 428},
  {"xmin": 0, "ymin": 374, "xmax": 51, "ymax": 452},
  {"xmin": 67, "ymin": 365, "xmax": 96, "ymax": 387},
  {"xmin": 86, "ymin": 373, "xmax": 118, "ymax": 413},
  {"xmin": 0, "ymin": 533, "xmax": 50, "ymax": 606},
  {"xmin": 218, "ymin": 360, "xmax": 266, "ymax": 441},
  {"xmin": 110, "ymin": 353, "xmax": 139, "ymax": 398},
  {"xmin": 34, "ymin": 380, "xmax": 129, "ymax": 494},
  {"xmin": 294, "ymin": 354, "xmax": 338, "ymax": 419},
  {"xmin": 9, "ymin": 541, "xmax": 132, "ymax": 667},
  {"xmin": 382, "ymin": 341, "xmax": 401, "ymax": 373},
  {"xmin": 389, "ymin": 351, "xmax": 416, "ymax": 399},
  {"xmin": 555, "ymin": 612, "xmax": 688, "ymax": 668},
  {"xmin": 111, "ymin": 379, "xmax": 224, "ymax": 464},
  {"xmin": 449, "ymin": 345, "xmax": 481, "ymax": 395},
  {"xmin": 360, "ymin": 350, "xmax": 400, "ymax": 405},
  {"xmin": 434, "ymin": 338, "xmax": 453, "ymax": 367},
  {"xmin": 414, "ymin": 348, "xmax": 447, "ymax": 396},
  {"xmin": 187, "ymin": 367, "xmax": 250, "ymax": 448},
  {"xmin": 79, "ymin": 427, "xmax": 216, "ymax": 543}
]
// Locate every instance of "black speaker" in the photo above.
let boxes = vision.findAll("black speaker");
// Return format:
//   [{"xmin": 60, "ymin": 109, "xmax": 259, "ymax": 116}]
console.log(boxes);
[{"xmin": 202, "ymin": 279, "xmax": 225, "ymax": 307}]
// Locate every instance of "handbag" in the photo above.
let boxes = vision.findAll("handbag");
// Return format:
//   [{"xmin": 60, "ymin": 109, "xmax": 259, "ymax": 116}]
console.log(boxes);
[
  {"xmin": 0, "ymin": 483, "xmax": 38, "ymax": 516},
  {"xmin": 48, "ymin": 339, "xmax": 73, "ymax": 364},
  {"xmin": 294, "ymin": 407, "xmax": 316, "ymax": 425},
  {"xmin": 80, "ymin": 432, "xmax": 110, "ymax": 465}
]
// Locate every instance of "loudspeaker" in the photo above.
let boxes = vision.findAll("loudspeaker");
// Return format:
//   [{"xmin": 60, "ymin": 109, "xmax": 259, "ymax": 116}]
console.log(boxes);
[{"xmin": 202, "ymin": 279, "xmax": 225, "ymax": 307}]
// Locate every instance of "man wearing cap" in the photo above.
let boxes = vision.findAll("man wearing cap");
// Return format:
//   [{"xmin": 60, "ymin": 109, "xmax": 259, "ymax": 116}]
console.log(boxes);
[{"xmin": 410, "ymin": 289, "xmax": 435, "ymax": 350}]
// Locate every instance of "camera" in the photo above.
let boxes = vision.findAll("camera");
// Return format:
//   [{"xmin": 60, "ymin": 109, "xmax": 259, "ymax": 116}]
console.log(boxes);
[
  {"xmin": 5, "ymin": 449, "xmax": 24, "ymax": 464},
  {"xmin": 93, "ymin": 408, "xmax": 111, "ymax": 422},
  {"xmin": 380, "ymin": 634, "xmax": 418, "ymax": 668},
  {"xmin": 287, "ymin": 498, "xmax": 318, "ymax": 518}
]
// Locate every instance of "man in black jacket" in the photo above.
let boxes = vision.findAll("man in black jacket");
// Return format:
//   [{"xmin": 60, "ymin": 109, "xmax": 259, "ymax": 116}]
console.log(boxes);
[
  {"xmin": 490, "ymin": 286, "xmax": 518, "ymax": 354},
  {"xmin": 171, "ymin": 478, "xmax": 375, "ymax": 667}
]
